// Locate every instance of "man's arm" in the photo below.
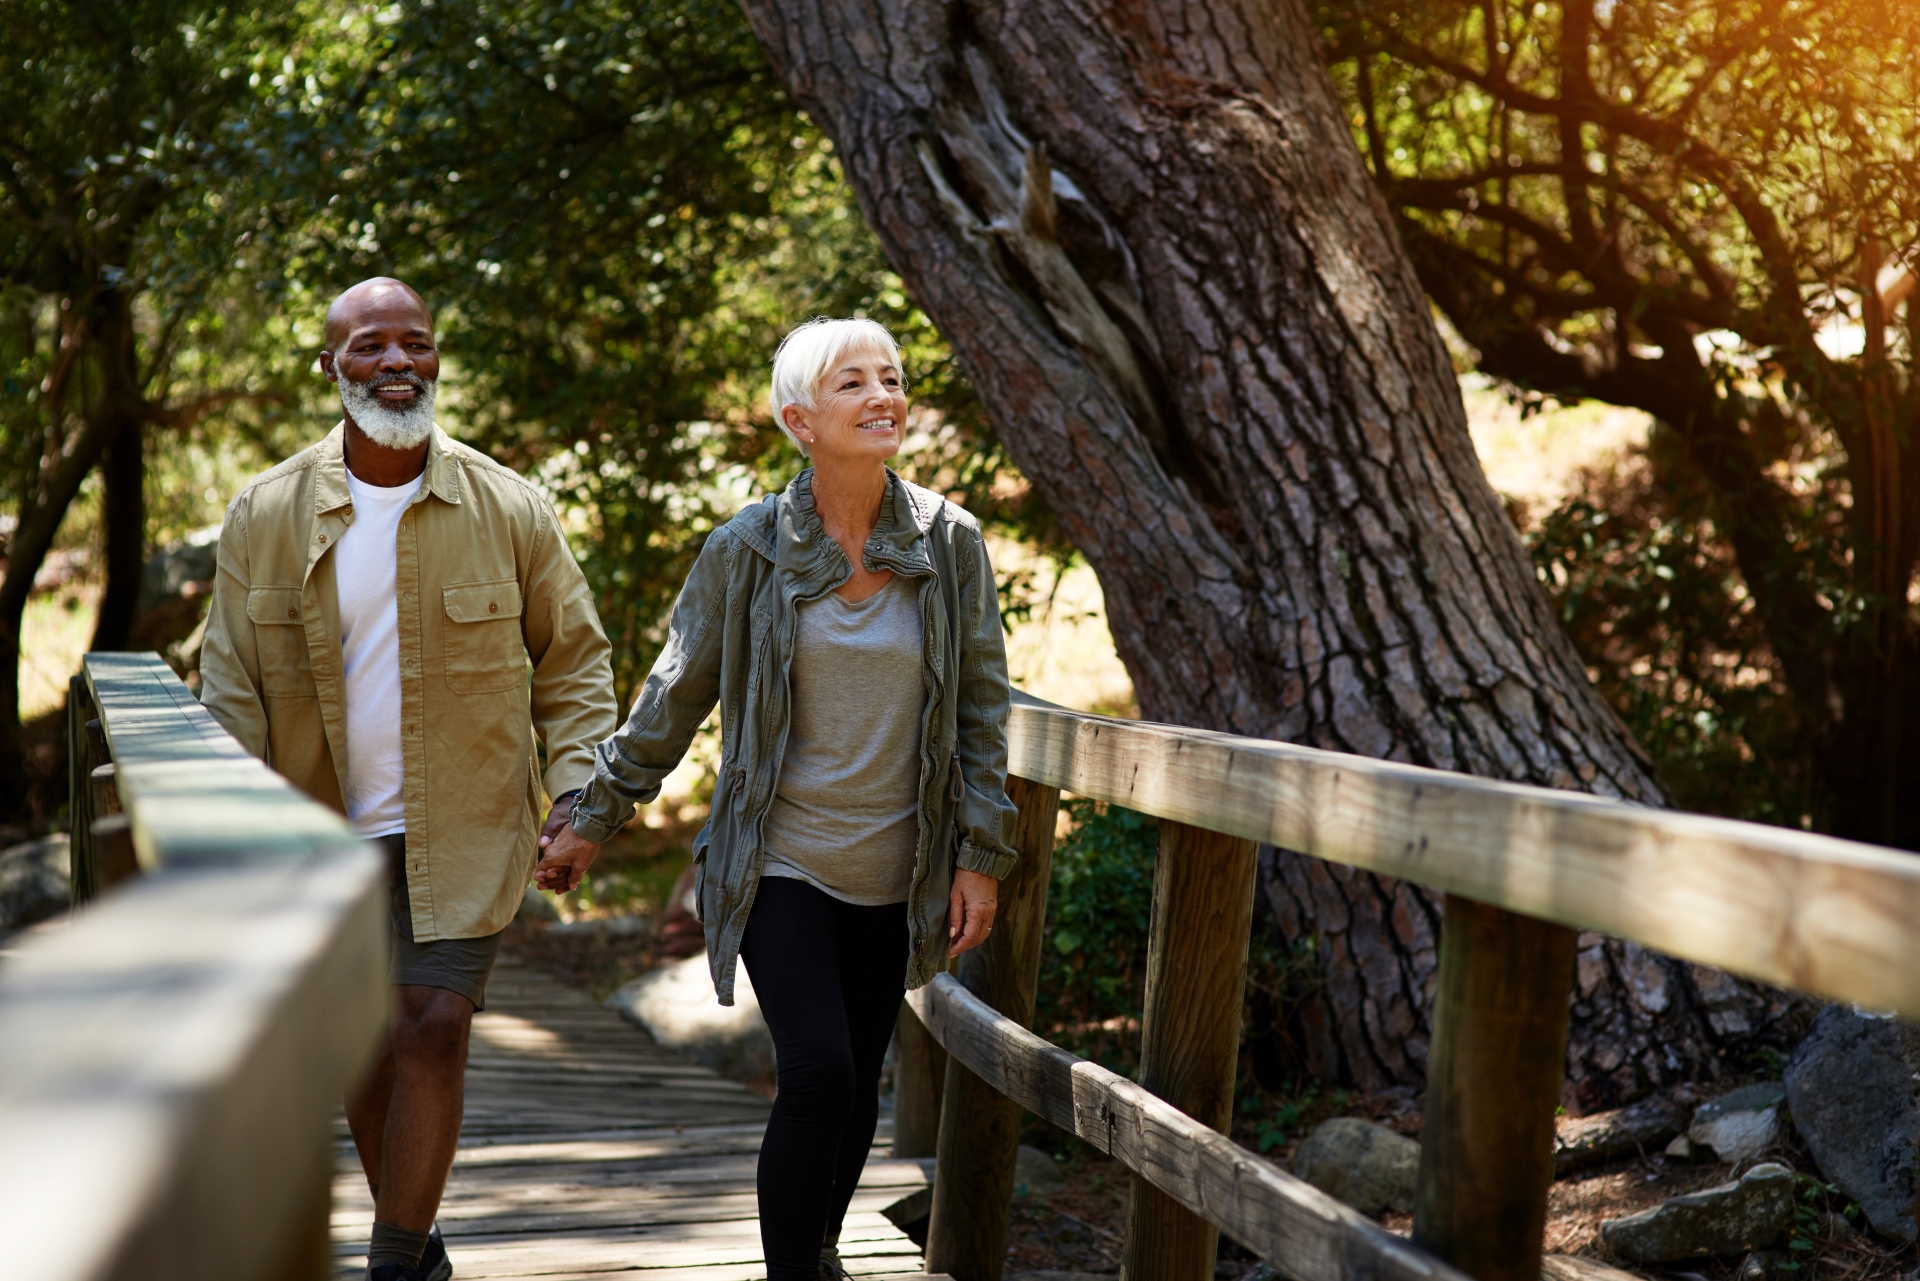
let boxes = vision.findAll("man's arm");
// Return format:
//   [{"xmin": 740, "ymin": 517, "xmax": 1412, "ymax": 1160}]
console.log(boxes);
[
  {"xmin": 198, "ymin": 499, "xmax": 270, "ymax": 758},
  {"xmin": 522, "ymin": 499, "xmax": 618, "ymax": 801}
]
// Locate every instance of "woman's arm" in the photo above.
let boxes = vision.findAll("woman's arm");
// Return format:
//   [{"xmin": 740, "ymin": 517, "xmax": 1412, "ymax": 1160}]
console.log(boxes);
[
  {"xmin": 951, "ymin": 521, "xmax": 1021, "ymax": 879},
  {"xmin": 537, "ymin": 530, "xmax": 734, "ymax": 889}
]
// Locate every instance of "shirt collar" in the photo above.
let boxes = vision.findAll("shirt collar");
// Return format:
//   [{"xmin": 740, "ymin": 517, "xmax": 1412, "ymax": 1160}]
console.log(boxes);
[{"xmin": 314, "ymin": 421, "xmax": 463, "ymax": 514}]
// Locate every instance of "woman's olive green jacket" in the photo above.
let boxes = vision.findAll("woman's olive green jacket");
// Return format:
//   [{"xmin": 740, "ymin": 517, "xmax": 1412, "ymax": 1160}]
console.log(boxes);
[{"xmin": 569, "ymin": 469, "xmax": 1020, "ymax": 1004}]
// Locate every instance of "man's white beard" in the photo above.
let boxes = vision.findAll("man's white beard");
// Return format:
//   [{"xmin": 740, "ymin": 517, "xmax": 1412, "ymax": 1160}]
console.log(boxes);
[{"xmin": 340, "ymin": 373, "xmax": 437, "ymax": 448}]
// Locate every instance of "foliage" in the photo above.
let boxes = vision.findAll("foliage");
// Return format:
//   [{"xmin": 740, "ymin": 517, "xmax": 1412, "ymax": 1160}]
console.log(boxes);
[
  {"xmin": 0, "ymin": 0, "xmax": 324, "ymax": 812},
  {"xmin": 246, "ymin": 0, "xmax": 1045, "ymax": 709},
  {"xmin": 1527, "ymin": 436, "xmax": 1824, "ymax": 825},
  {"xmin": 1033, "ymin": 798, "xmax": 1158, "ymax": 1075},
  {"xmin": 1317, "ymin": 0, "xmax": 1920, "ymax": 844}
]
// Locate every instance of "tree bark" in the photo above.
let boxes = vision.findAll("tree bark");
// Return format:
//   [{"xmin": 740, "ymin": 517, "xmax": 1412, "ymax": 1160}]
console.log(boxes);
[{"xmin": 740, "ymin": 0, "xmax": 1789, "ymax": 1102}]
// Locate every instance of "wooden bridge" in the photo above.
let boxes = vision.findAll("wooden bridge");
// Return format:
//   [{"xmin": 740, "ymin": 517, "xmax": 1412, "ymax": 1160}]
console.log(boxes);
[{"xmin": 6, "ymin": 651, "xmax": 1920, "ymax": 1281}]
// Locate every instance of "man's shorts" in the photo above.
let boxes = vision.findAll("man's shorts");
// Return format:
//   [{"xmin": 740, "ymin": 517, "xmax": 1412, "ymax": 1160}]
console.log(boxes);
[{"xmin": 381, "ymin": 833, "xmax": 505, "ymax": 1011}]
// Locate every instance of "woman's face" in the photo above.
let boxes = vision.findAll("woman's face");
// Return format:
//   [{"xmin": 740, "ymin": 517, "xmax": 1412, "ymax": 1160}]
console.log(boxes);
[{"xmin": 783, "ymin": 345, "xmax": 908, "ymax": 467}]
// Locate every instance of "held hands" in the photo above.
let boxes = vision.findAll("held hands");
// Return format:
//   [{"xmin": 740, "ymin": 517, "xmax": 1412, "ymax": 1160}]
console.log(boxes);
[
  {"xmin": 534, "ymin": 793, "xmax": 600, "ymax": 894},
  {"xmin": 948, "ymin": 868, "xmax": 999, "ymax": 958}
]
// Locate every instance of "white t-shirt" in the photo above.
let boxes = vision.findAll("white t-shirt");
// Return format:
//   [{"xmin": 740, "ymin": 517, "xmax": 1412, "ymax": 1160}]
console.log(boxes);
[{"xmin": 334, "ymin": 470, "xmax": 424, "ymax": 836}]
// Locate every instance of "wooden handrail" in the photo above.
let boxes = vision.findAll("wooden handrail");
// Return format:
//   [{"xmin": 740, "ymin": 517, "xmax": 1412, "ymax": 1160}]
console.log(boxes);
[
  {"xmin": 909, "ymin": 691, "xmax": 1920, "ymax": 1281},
  {"xmin": 1007, "ymin": 690, "xmax": 1920, "ymax": 1019},
  {"xmin": 0, "ymin": 652, "xmax": 387, "ymax": 1281},
  {"xmin": 907, "ymin": 975, "xmax": 1469, "ymax": 1281}
]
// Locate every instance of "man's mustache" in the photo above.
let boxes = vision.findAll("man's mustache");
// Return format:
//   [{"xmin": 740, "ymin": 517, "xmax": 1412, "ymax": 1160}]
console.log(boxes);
[{"xmin": 352, "ymin": 371, "xmax": 433, "ymax": 393}]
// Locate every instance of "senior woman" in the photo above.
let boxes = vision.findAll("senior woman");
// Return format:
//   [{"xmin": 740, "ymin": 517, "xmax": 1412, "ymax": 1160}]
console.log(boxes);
[{"xmin": 539, "ymin": 317, "xmax": 1019, "ymax": 1281}]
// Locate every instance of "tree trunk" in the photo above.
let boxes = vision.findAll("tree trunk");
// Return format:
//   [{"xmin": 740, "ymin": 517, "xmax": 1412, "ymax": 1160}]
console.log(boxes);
[
  {"xmin": 740, "ymin": 0, "xmax": 1793, "ymax": 1103},
  {"xmin": 90, "ymin": 415, "xmax": 146, "ymax": 652},
  {"xmin": 0, "ymin": 286, "xmax": 137, "ymax": 816}
]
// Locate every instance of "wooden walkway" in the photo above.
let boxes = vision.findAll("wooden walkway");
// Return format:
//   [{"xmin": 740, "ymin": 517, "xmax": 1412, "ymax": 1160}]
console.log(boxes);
[{"xmin": 331, "ymin": 955, "xmax": 940, "ymax": 1280}]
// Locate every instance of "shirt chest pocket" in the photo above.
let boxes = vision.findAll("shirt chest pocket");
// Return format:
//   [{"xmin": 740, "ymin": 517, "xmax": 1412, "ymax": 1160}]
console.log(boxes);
[
  {"xmin": 245, "ymin": 586, "xmax": 317, "ymax": 698},
  {"xmin": 443, "ymin": 579, "xmax": 525, "ymax": 694}
]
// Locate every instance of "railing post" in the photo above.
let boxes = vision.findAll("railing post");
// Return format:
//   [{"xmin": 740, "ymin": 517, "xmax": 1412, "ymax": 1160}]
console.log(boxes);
[
  {"xmin": 1413, "ymin": 895, "xmax": 1577, "ymax": 1281},
  {"xmin": 66, "ymin": 675, "xmax": 95, "ymax": 902},
  {"xmin": 893, "ymin": 1002, "xmax": 947, "ymax": 1158},
  {"xmin": 1120, "ymin": 820, "xmax": 1259, "ymax": 1281},
  {"xmin": 924, "ymin": 774, "xmax": 1060, "ymax": 1281}
]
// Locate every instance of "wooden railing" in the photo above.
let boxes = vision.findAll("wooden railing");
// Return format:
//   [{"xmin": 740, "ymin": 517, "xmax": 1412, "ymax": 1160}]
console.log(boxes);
[
  {"xmin": 0, "ymin": 653, "xmax": 387, "ymax": 1281},
  {"xmin": 898, "ymin": 691, "xmax": 1920, "ymax": 1281}
]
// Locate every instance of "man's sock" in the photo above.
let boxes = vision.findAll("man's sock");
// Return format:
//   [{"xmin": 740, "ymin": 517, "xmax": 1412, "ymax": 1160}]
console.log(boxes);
[{"xmin": 367, "ymin": 1221, "xmax": 431, "ymax": 1269}]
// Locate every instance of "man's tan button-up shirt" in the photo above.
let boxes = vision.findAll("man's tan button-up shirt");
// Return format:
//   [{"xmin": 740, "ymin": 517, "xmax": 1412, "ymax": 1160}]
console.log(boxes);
[{"xmin": 200, "ymin": 424, "xmax": 616, "ymax": 940}]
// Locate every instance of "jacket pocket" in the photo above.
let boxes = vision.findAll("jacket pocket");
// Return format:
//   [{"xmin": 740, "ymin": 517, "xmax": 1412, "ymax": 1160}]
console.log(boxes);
[
  {"xmin": 443, "ymin": 579, "xmax": 526, "ymax": 694},
  {"xmin": 245, "ymin": 586, "xmax": 317, "ymax": 697}
]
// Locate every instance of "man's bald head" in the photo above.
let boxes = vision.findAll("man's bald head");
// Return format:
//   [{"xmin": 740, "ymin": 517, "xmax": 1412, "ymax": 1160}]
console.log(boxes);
[{"xmin": 323, "ymin": 277, "xmax": 433, "ymax": 351}]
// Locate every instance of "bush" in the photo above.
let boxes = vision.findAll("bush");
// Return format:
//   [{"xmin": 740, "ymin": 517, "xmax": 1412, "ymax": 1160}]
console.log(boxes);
[{"xmin": 1033, "ymin": 798, "xmax": 1158, "ymax": 1075}]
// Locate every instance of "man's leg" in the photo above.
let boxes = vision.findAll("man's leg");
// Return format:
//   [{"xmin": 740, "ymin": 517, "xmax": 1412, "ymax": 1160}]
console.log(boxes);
[
  {"xmin": 346, "ymin": 1034, "xmax": 398, "ymax": 1196},
  {"xmin": 374, "ymin": 984, "xmax": 476, "ymax": 1230}
]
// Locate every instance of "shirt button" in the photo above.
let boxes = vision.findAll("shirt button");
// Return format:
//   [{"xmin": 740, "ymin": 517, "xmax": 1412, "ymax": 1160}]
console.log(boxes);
[
  {"xmin": 489, "ymin": 603, "xmax": 499, "ymax": 613},
  {"xmin": 286, "ymin": 608, "xmax": 297, "ymax": 619},
  {"xmin": 317, "ymin": 533, "xmax": 327, "ymax": 544}
]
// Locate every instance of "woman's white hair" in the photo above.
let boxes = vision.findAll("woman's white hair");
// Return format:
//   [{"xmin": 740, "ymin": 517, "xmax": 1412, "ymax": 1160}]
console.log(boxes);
[{"xmin": 769, "ymin": 317, "xmax": 904, "ymax": 458}]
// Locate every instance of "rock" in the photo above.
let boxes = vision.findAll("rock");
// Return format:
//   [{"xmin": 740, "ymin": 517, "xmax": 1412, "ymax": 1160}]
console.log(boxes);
[
  {"xmin": 1785, "ymin": 1004, "xmax": 1920, "ymax": 1240},
  {"xmin": 1739, "ymin": 1250, "xmax": 1793, "ymax": 1281},
  {"xmin": 1599, "ymin": 1162, "xmax": 1793, "ymax": 1262},
  {"xmin": 1003, "ymin": 1274, "xmax": 1116, "ymax": 1281},
  {"xmin": 1665, "ymin": 1135, "xmax": 1695, "ymax": 1160},
  {"xmin": 1289, "ymin": 1117, "xmax": 1420, "ymax": 1216},
  {"xmin": 1689, "ymin": 1083, "xmax": 1787, "ymax": 1162},
  {"xmin": 516, "ymin": 885, "xmax": 560, "ymax": 923},
  {"xmin": 1540, "ymin": 1255, "xmax": 1649, "ymax": 1281},
  {"xmin": 1015, "ymin": 1144, "xmax": 1066, "ymax": 1195},
  {"xmin": 882, "ymin": 1186, "xmax": 932, "ymax": 1248},
  {"xmin": 0, "ymin": 835, "xmax": 69, "ymax": 939},
  {"xmin": 608, "ymin": 953, "xmax": 773, "ymax": 1084},
  {"xmin": 1556, "ymin": 1092, "xmax": 1690, "ymax": 1172},
  {"xmin": 138, "ymin": 526, "xmax": 220, "ymax": 612},
  {"xmin": 1815, "ymin": 1210, "xmax": 1856, "ymax": 1242}
]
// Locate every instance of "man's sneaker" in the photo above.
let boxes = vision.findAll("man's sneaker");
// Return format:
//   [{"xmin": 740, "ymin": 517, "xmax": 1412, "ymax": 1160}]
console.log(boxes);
[
  {"xmin": 365, "ymin": 1227, "xmax": 451, "ymax": 1281},
  {"xmin": 415, "ymin": 1225, "xmax": 452, "ymax": 1281},
  {"xmin": 817, "ymin": 1248, "xmax": 853, "ymax": 1280}
]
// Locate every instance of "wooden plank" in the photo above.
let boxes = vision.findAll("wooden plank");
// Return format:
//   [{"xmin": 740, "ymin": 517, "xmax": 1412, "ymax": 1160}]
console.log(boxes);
[
  {"xmin": 1006, "ymin": 691, "xmax": 1920, "ymax": 1017},
  {"xmin": 1122, "ymin": 821, "xmax": 1259, "ymax": 1281},
  {"xmin": 0, "ymin": 844, "xmax": 387, "ymax": 1281},
  {"xmin": 907, "ymin": 974, "xmax": 1469, "ymax": 1281},
  {"xmin": 1413, "ymin": 898, "xmax": 1577, "ymax": 1281},
  {"xmin": 925, "ymin": 775, "xmax": 1059, "ymax": 1281}
]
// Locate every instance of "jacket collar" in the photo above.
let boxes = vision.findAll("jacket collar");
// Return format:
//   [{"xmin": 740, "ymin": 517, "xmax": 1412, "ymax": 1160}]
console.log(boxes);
[
  {"xmin": 313, "ymin": 421, "xmax": 465, "ymax": 515},
  {"xmin": 772, "ymin": 468, "xmax": 936, "ymax": 588}
]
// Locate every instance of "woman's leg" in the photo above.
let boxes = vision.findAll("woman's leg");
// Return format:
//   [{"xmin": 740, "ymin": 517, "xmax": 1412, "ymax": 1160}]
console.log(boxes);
[
  {"xmin": 739, "ymin": 878, "xmax": 861, "ymax": 1280},
  {"xmin": 819, "ymin": 896, "xmax": 910, "ymax": 1255}
]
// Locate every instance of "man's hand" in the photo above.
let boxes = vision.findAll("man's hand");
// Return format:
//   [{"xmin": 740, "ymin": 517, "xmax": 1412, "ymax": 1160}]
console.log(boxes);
[
  {"xmin": 948, "ymin": 868, "xmax": 999, "ymax": 958},
  {"xmin": 535, "ymin": 794, "xmax": 599, "ymax": 893}
]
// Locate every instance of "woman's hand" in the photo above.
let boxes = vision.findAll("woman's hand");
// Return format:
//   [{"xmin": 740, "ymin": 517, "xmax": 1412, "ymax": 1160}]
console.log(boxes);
[
  {"xmin": 535, "ymin": 796, "xmax": 600, "ymax": 894},
  {"xmin": 948, "ymin": 868, "xmax": 999, "ymax": 957}
]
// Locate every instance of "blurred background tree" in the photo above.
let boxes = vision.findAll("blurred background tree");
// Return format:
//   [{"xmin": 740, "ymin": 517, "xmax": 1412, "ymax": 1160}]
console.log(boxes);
[
  {"xmin": 0, "ymin": 0, "xmax": 317, "ymax": 813},
  {"xmin": 1317, "ymin": 0, "xmax": 1920, "ymax": 846}
]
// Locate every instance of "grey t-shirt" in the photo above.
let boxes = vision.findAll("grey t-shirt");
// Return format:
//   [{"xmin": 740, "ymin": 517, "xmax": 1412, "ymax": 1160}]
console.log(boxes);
[{"xmin": 760, "ymin": 574, "xmax": 926, "ymax": 905}]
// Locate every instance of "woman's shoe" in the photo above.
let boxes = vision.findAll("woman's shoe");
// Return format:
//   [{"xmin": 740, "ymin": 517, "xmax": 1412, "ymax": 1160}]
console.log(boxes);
[{"xmin": 817, "ymin": 1248, "xmax": 854, "ymax": 1280}]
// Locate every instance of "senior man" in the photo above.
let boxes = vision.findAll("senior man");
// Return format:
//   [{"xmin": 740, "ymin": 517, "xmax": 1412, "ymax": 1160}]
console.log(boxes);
[{"xmin": 200, "ymin": 277, "xmax": 616, "ymax": 1281}]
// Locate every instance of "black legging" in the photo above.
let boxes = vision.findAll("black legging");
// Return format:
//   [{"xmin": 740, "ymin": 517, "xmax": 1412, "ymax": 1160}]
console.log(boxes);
[{"xmin": 738, "ymin": 876, "xmax": 908, "ymax": 1280}]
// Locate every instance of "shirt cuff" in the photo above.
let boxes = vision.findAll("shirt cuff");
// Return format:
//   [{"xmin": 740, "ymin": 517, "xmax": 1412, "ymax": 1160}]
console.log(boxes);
[{"xmin": 956, "ymin": 838, "xmax": 1016, "ymax": 880}]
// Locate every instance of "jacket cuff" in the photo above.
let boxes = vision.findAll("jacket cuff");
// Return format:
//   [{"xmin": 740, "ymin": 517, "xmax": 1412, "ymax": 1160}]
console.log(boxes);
[
  {"xmin": 568, "ymin": 781, "xmax": 630, "ymax": 845},
  {"xmin": 957, "ymin": 839, "xmax": 1017, "ymax": 880}
]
